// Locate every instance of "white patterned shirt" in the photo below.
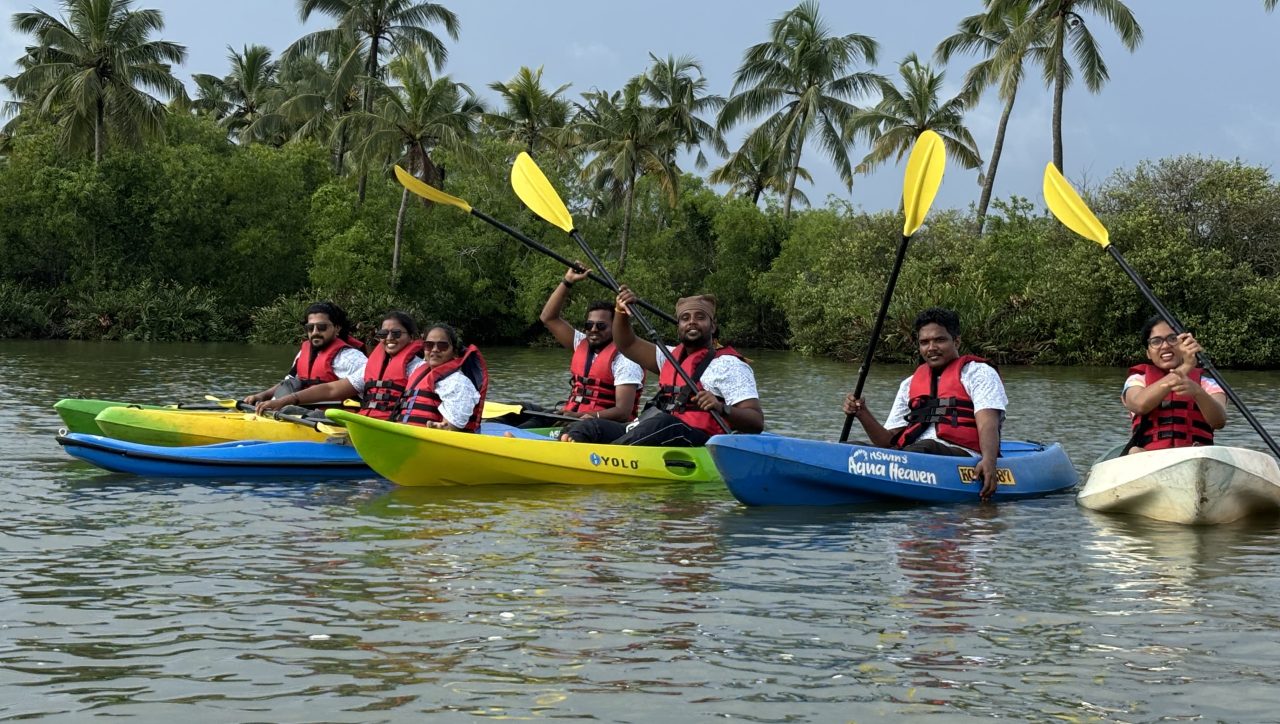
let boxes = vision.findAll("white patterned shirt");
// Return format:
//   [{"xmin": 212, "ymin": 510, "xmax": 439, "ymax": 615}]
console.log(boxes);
[
  {"xmin": 885, "ymin": 362, "xmax": 1006, "ymax": 453},
  {"xmin": 572, "ymin": 331, "xmax": 645, "ymax": 389},
  {"xmin": 433, "ymin": 371, "xmax": 481, "ymax": 429},
  {"xmin": 655, "ymin": 347, "xmax": 759, "ymax": 406}
]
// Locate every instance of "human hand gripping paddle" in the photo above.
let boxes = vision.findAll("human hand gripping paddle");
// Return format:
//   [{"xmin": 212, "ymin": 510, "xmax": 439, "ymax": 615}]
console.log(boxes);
[
  {"xmin": 509, "ymin": 152, "xmax": 731, "ymax": 434},
  {"xmin": 1043, "ymin": 163, "xmax": 1280, "ymax": 459},
  {"xmin": 839, "ymin": 130, "xmax": 947, "ymax": 443},
  {"xmin": 392, "ymin": 165, "xmax": 675, "ymax": 326}
]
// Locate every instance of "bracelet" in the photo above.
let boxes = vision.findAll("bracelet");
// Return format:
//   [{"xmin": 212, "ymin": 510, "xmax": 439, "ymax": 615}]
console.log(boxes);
[{"xmin": 561, "ymin": 279, "xmax": 574, "ymax": 288}]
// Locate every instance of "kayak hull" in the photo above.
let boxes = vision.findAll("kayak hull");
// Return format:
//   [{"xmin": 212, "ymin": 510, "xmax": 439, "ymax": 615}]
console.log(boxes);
[
  {"xmin": 56, "ymin": 432, "xmax": 372, "ymax": 479},
  {"xmin": 94, "ymin": 406, "xmax": 329, "ymax": 447},
  {"xmin": 329, "ymin": 409, "xmax": 720, "ymax": 487},
  {"xmin": 1078, "ymin": 445, "xmax": 1280, "ymax": 525},
  {"xmin": 706, "ymin": 434, "xmax": 1079, "ymax": 506},
  {"xmin": 55, "ymin": 399, "xmax": 163, "ymax": 435}
]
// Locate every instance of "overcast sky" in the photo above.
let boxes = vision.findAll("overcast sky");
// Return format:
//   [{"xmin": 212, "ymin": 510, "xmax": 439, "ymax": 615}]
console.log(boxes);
[{"xmin": 2, "ymin": 0, "xmax": 1278, "ymax": 212}]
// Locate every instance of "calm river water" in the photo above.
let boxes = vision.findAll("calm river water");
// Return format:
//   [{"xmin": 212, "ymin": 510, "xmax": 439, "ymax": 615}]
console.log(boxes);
[{"xmin": 3, "ymin": 340, "xmax": 1280, "ymax": 721}]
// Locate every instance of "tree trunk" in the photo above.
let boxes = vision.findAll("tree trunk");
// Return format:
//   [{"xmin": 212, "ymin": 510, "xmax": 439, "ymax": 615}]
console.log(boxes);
[
  {"xmin": 94, "ymin": 98, "xmax": 105, "ymax": 164},
  {"xmin": 357, "ymin": 36, "xmax": 381, "ymax": 204},
  {"xmin": 334, "ymin": 127, "xmax": 348, "ymax": 175},
  {"xmin": 619, "ymin": 174, "xmax": 636, "ymax": 276},
  {"xmin": 1052, "ymin": 20, "xmax": 1067, "ymax": 172},
  {"xmin": 976, "ymin": 86, "xmax": 1018, "ymax": 235},
  {"xmin": 392, "ymin": 186, "xmax": 409, "ymax": 288},
  {"xmin": 783, "ymin": 129, "xmax": 808, "ymax": 221}
]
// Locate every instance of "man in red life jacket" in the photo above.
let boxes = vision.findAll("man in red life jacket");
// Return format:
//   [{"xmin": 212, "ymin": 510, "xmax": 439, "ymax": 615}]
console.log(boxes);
[
  {"xmin": 243, "ymin": 301, "xmax": 367, "ymax": 406},
  {"xmin": 538, "ymin": 264, "xmax": 643, "ymax": 423},
  {"xmin": 1122, "ymin": 315, "xmax": 1226, "ymax": 454},
  {"xmin": 842, "ymin": 307, "xmax": 1006, "ymax": 500},
  {"xmin": 560, "ymin": 285, "xmax": 765, "ymax": 447}
]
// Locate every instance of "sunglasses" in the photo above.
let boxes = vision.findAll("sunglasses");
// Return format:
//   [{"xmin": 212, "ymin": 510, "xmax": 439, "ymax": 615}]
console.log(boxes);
[
  {"xmin": 582, "ymin": 321, "xmax": 609, "ymax": 332},
  {"xmin": 303, "ymin": 322, "xmax": 331, "ymax": 333},
  {"xmin": 423, "ymin": 340, "xmax": 453, "ymax": 352},
  {"xmin": 374, "ymin": 329, "xmax": 405, "ymax": 340},
  {"xmin": 1147, "ymin": 333, "xmax": 1180, "ymax": 349}
]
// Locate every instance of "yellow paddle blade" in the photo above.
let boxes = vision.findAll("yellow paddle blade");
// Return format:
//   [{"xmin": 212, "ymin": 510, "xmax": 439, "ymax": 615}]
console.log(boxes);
[
  {"xmin": 1043, "ymin": 162, "xmax": 1110, "ymax": 248},
  {"xmin": 393, "ymin": 165, "xmax": 472, "ymax": 213},
  {"xmin": 204, "ymin": 394, "xmax": 237, "ymax": 409},
  {"xmin": 511, "ymin": 152, "xmax": 575, "ymax": 233},
  {"xmin": 901, "ymin": 130, "xmax": 946, "ymax": 236},
  {"xmin": 481, "ymin": 401, "xmax": 524, "ymax": 419}
]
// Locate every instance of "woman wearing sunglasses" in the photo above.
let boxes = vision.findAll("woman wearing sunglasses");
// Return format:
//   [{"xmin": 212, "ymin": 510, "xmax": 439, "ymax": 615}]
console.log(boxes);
[
  {"xmin": 244, "ymin": 301, "xmax": 367, "ymax": 406},
  {"xmin": 256, "ymin": 311, "xmax": 422, "ymax": 420},
  {"xmin": 1122, "ymin": 315, "xmax": 1227, "ymax": 454},
  {"xmin": 394, "ymin": 324, "xmax": 489, "ymax": 432}
]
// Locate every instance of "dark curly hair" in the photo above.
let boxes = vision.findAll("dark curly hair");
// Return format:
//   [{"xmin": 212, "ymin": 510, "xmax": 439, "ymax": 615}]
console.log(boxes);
[{"xmin": 913, "ymin": 307, "xmax": 961, "ymax": 339}]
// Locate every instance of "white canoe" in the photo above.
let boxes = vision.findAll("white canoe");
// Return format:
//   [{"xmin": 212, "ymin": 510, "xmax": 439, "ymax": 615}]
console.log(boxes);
[{"xmin": 1079, "ymin": 445, "xmax": 1280, "ymax": 525}]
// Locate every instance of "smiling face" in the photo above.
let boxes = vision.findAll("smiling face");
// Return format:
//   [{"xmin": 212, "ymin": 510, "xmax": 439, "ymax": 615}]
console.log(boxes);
[
  {"xmin": 677, "ymin": 308, "xmax": 715, "ymax": 347},
  {"xmin": 1145, "ymin": 321, "xmax": 1182, "ymax": 370},
  {"xmin": 583, "ymin": 308, "xmax": 613, "ymax": 348},
  {"xmin": 424, "ymin": 327, "xmax": 457, "ymax": 367},
  {"xmin": 380, "ymin": 317, "xmax": 411, "ymax": 355},
  {"xmin": 304, "ymin": 312, "xmax": 337, "ymax": 349},
  {"xmin": 917, "ymin": 322, "xmax": 960, "ymax": 371}
]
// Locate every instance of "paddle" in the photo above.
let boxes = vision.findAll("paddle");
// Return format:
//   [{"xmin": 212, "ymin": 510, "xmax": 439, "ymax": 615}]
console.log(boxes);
[
  {"xmin": 838, "ymin": 130, "xmax": 947, "ymax": 443},
  {"xmin": 392, "ymin": 165, "xmax": 676, "ymax": 326},
  {"xmin": 1043, "ymin": 162, "xmax": 1280, "ymax": 459},
  {"xmin": 481, "ymin": 401, "xmax": 588, "ymax": 424},
  {"xmin": 510, "ymin": 151, "xmax": 730, "ymax": 434}
]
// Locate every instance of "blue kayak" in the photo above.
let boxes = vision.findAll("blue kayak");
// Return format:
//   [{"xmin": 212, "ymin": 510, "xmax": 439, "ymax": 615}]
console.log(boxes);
[{"xmin": 706, "ymin": 434, "xmax": 1079, "ymax": 506}]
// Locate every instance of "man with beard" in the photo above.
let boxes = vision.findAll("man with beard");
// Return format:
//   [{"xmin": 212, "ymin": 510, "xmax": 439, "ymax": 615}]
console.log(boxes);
[
  {"xmin": 559, "ymin": 285, "xmax": 764, "ymax": 447},
  {"xmin": 538, "ymin": 264, "xmax": 644, "ymax": 422},
  {"xmin": 243, "ymin": 301, "xmax": 367, "ymax": 406},
  {"xmin": 842, "ymin": 307, "xmax": 1005, "ymax": 500}
]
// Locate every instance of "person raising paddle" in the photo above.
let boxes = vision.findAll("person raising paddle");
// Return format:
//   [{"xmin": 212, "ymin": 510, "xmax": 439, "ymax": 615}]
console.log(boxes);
[
  {"xmin": 843, "ymin": 307, "xmax": 1005, "ymax": 501},
  {"xmin": 1122, "ymin": 315, "xmax": 1227, "ymax": 454},
  {"xmin": 538, "ymin": 263, "xmax": 644, "ymax": 423},
  {"xmin": 560, "ymin": 286, "xmax": 764, "ymax": 447},
  {"xmin": 243, "ymin": 301, "xmax": 367, "ymax": 406}
]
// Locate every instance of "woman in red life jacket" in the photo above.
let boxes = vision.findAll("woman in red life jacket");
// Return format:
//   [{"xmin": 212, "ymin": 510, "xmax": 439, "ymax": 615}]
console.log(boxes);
[
  {"xmin": 1122, "ymin": 315, "xmax": 1227, "ymax": 454},
  {"xmin": 255, "ymin": 311, "xmax": 424, "ymax": 420},
  {"xmin": 243, "ymin": 301, "xmax": 367, "ymax": 406},
  {"xmin": 559, "ymin": 286, "xmax": 765, "ymax": 448},
  {"xmin": 538, "ymin": 263, "xmax": 643, "ymax": 423},
  {"xmin": 842, "ymin": 307, "xmax": 1006, "ymax": 501},
  {"xmin": 394, "ymin": 324, "xmax": 488, "ymax": 432}
]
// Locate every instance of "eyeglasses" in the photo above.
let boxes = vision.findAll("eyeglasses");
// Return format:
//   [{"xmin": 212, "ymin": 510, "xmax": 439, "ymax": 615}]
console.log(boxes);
[
  {"xmin": 1147, "ymin": 333, "xmax": 1179, "ymax": 349},
  {"xmin": 303, "ymin": 323, "xmax": 331, "ymax": 333},
  {"xmin": 582, "ymin": 321, "xmax": 609, "ymax": 332},
  {"xmin": 374, "ymin": 329, "xmax": 405, "ymax": 340},
  {"xmin": 423, "ymin": 340, "xmax": 452, "ymax": 352}
]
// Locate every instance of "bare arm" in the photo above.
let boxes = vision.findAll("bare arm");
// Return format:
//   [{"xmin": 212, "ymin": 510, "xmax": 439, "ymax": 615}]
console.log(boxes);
[
  {"xmin": 256, "ymin": 378, "xmax": 358, "ymax": 414},
  {"xmin": 1191, "ymin": 387, "xmax": 1228, "ymax": 430},
  {"xmin": 612, "ymin": 285, "xmax": 661, "ymax": 375},
  {"xmin": 539, "ymin": 265, "xmax": 590, "ymax": 349},
  {"xmin": 973, "ymin": 408, "xmax": 1002, "ymax": 501},
  {"xmin": 1123, "ymin": 374, "xmax": 1180, "ymax": 415},
  {"xmin": 843, "ymin": 395, "xmax": 902, "ymax": 448},
  {"xmin": 597, "ymin": 384, "xmax": 639, "ymax": 422}
]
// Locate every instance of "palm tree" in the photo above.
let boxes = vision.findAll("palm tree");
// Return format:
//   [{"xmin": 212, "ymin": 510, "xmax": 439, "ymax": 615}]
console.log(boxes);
[
  {"xmin": 289, "ymin": 0, "xmax": 460, "ymax": 199},
  {"xmin": 718, "ymin": 0, "xmax": 881, "ymax": 220},
  {"xmin": 637, "ymin": 53, "xmax": 727, "ymax": 169},
  {"xmin": 7, "ymin": 0, "xmax": 187, "ymax": 163},
  {"xmin": 485, "ymin": 66, "xmax": 570, "ymax": 157},
  {"xmin": 936, "ymin": 3, "xmax": 1051, "ymax": 233},
  {"xmin": 853, "ymin": 54, "xmax": 982, "ymax": 178},
  {"xmin": 571, "ymin": 81, "xmax": 679, "ymax": 275},
  {"xmin": 267, "ymin": 39, "xmax": 363, "ymax": 172},
  {"xmin": 709, "ymin": 133, "xmax": 811, "ymax": 207},
  {"xmin": 348, "ymin": 49, "xmax": 484, "ymax": 285},
  {"xmin": 989, "ymin": 0, "xmax": 1141, "ymax": 171},
  {"xmin": 1267, "ymin": 0, "xmax": 1277, "ymax": 11},
  {"xmin": 192, "ymin": 44, "xmax": 281, "ymax": 143}
]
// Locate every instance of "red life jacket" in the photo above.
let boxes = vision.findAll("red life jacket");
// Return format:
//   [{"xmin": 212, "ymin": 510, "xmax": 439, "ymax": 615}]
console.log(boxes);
[
  {"xmin": 1128, "ymin": 364, "xmax": 1215, "ymax": 449},
  {"xmin": 295, "ymin": 337, "xmax": 354, "ymax": 388},
  {"xmin": 891, "ymin": 355, "xmax": 994, "ymax": 452},
  {"xmin": 563, "ymin": 339, "xmax": 641, "ymax": 418},
  {"xmin": 396, "ymin": 345, "xmax": 488, "ymax": 432},
  {"xmin": 651, "ymin": 344, "xmax": 744, "ymax": 437},
  {"xmin": 358, "ymin": 340, "xmax": 425, "ymax": 420}
]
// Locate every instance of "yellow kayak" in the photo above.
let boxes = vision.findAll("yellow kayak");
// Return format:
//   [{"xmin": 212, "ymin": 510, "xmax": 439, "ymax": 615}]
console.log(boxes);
[
  {"xmin": 328, "ymin": 409, "xmax": 722, "ymax": 487},
  {"xmin": 94, "ymin": 407, "xmax": 330, "ymax": 447}
]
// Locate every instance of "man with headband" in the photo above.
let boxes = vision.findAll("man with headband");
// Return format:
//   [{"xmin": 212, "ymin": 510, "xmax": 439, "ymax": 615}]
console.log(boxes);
[{"xmin": 559, "ymin": 285, "xmax": 765, "ymax": 447}]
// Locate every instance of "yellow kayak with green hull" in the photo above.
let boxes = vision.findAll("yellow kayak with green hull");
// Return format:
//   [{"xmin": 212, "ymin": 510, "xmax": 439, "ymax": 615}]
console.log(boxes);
[
  {"xmin": 94, "ymin": 406, "xmax": 330, "ymax": 447},
  {"xmin": 327, "ymin": 409, "xmax": 722, "ymax": 487}
]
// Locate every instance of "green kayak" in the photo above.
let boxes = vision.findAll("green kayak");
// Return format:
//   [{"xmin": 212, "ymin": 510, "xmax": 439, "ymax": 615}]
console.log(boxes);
[{"xmin": 54, "ymin": 398, "xmax": 239, "ymax": 435}]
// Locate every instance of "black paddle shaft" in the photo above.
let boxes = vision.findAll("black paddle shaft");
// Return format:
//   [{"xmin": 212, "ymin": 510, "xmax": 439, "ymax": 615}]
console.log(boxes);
[
  {"xmin": 839, "ymin": 234, "xmax": 912, "ymax": 443},
  {"xmin": 467, "ymin": 208, "xmax": 677, "ymax": 326},
  {"xmin": 1110, "ymin": 245, "xmax": 1280, "ymax": 458},
  {"xmin": 568, "ymin": 229, "xmax": 731, "ymax": 434}
]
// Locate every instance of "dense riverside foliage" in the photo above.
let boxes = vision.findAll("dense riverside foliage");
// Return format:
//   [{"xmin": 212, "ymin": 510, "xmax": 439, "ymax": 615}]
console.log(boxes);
[{"xmin": 1, "ymin": 117, "xmax": 1277, "ymax": 366}]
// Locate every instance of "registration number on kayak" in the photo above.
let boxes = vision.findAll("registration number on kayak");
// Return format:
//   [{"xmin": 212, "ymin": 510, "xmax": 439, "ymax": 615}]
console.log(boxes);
[{"xmin": 957, "ymin": 466, "xmax": 1016, "ymax": 486}]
